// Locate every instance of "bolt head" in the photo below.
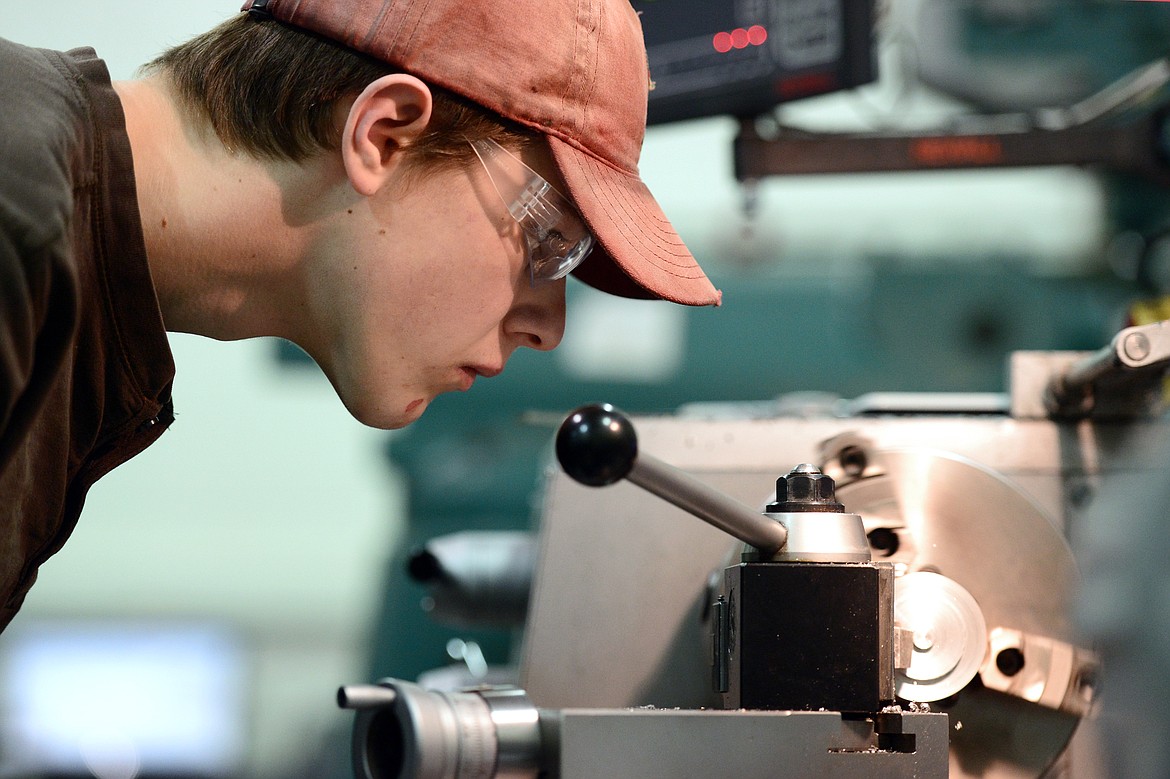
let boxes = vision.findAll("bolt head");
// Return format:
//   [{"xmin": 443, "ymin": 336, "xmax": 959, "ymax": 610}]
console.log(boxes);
[
  {"xmin": 1123, "ymin": 332, "xmax": 1152, "ymax": 362},
  {"xmin": 772, "ymin": 464, "xmax": 844, "ymax": 511}
]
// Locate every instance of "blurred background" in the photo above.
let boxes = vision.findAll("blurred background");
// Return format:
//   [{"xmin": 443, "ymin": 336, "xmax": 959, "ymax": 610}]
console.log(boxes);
[{"xmin": 5, "ymin": 0, "xmax": 1170, "ymax": 776}]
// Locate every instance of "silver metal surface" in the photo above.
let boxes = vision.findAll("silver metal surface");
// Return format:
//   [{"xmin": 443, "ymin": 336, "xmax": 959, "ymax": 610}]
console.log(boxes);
[
  {"xmin": 1112, "ymin": 320, "xmax": 1170, "ymax": 369},
  {"xmin": 980, "ymin": 628, "xmax": 1098, "ymax": 718},
  {"xmin": 834, "ymin": 449, "xmax": 1078, "ymax": 643},
  {"xmin": 339, "ymin": 685, "xmax": 400, "ymax": 710},
  {"xmin": 766, "ymin": 509, "xmax": 871, "ymax": 562},
  {"xmin": 894, "ymin": 572, "xmax": 988, "ymax": 703},
  {"xmin": 483, "ymin": 689, "xmax": 542, "ymax": 779},
  {"xmin": 523, "ymin": 469, "xmax": 755, "ymax": 710},
  {"xmin": 553, "ymin": 709, "xmax": 949, "ymax": 779},
  {"xmin": 351, "ymin": 681, "xmax": 541, "ymax": 779},
  {"xmin": 833, "ymin": 448, "xmax": 1084, "ymax": 779}
]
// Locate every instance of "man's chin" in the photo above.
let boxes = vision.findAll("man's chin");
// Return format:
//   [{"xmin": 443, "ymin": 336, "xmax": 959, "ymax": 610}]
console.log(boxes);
[
  {"xmin": 399, "ymin": 397, "xmax": 428, "ymax": 425},
  {"xmin": 345, "ymin": 395, "xmax": 430, "ymax": 430}
]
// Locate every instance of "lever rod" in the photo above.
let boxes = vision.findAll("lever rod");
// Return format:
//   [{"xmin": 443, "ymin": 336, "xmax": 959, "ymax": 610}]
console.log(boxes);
[
  {"xmin": 556, "ymin": 404, "xmax": 788, "ymax": 555},
  {"xmin": 1046, "ymin": 318, "xmax": 1170, "ymax": 416}
]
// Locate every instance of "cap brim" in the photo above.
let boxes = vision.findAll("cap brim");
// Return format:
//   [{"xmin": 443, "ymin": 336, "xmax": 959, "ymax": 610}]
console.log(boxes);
[{"xmin": 547, "ymin": 136, "xmax": 722, "ymax": 307}]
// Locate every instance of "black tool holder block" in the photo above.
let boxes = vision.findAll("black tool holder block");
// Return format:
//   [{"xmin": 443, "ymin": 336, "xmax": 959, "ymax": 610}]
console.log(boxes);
[{"xmin": 715, "ymin": 560, "xmax": 895, "ymax": 713}]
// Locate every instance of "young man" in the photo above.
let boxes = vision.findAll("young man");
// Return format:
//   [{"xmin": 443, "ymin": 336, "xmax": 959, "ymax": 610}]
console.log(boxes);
[{"xmin": 0, "ymin": 0, "xmax": 721, "ymax": 630}]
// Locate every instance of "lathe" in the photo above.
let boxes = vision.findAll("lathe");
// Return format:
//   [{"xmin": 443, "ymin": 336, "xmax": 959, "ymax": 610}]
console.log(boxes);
[{"xmin": 339, "ymin": 317, "xmax": 1170, "ymax": 778}]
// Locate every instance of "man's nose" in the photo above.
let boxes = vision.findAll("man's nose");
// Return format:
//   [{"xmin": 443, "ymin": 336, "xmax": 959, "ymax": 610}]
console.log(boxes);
[{"xmin": 504, "ymin": 279, "xmax": 567, "ymax": 352}]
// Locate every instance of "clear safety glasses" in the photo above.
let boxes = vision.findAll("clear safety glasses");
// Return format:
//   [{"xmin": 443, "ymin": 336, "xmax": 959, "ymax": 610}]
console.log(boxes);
[{"xmin": 469, "ymin": 138, "xmax": 595, "ymax": 286}]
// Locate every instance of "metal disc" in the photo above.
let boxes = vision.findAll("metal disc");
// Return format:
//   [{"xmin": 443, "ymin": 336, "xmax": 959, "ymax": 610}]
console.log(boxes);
[
  {"xmin": 895, "ymin": 571, "xmax": 988, "ymax": 702},
  {"xmin": 834, "ymin": 448, "xmax": 1081, "ymax": 779}
]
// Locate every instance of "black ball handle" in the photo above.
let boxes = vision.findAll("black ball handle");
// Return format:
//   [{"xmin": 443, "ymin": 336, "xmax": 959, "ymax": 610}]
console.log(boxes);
[{"xmin": 555, "ymin": 403, "xmax": 638, "ymax": 487}]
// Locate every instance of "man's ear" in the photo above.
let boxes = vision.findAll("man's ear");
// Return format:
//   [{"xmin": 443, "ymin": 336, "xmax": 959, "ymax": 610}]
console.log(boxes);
[{"xmin": 341, "ymin": 74, "xmax": 433, "ymax": 197}]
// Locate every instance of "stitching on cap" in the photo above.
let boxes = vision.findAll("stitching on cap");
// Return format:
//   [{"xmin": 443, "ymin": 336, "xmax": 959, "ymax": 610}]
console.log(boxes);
[
  {"xmin": 554, "ymin": 1, "xmax": 634, "ymax": 175},
  {"xmin": 580, "ymin": 0, "xmax": 602, "ymax": 135},
  {"xmin": 554, "ymin": 129, "xmax": 638, "ymax": 177},
  {"xmin": 585, "ymin": 158, "xmax": 675, "ymax": 241},
  {"xmin": 579, "ymin": 154, "xmax": 699, "ymax": 276},
  {"xmin": 585, "ymin": 157, "xmax": 683, "ymax": 247},
  {"xmin": 378, "ymin": 0, "xmax": 412, "ymax": 58},
  {"xmin": 362, "ymin": 0, "xmax": 397, "ymax": 51},
  {"xmin": 559, "ymin": 0, "xmax": 585, "ymax": 132},
  {"xmin": 399, "ymin": 0, "xmax": 436, "ymax": 57}
]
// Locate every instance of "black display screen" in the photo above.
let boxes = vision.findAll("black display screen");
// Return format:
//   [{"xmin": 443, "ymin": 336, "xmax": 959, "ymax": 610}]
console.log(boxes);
[{"xmin": 631, "ymin": 0, "xmax": 876, "ymax": 124}]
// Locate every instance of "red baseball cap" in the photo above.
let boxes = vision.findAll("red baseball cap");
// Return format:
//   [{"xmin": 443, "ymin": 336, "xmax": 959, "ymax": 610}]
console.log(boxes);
[{"xmin": 240, "ymin": 0, "xmax": 721, "ymax": 306}]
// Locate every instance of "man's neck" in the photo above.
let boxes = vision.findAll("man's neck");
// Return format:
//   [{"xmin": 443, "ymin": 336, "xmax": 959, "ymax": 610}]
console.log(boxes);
[{"xmin": 112, "ymin": 75, "xmax": 338, "ymax": 345}]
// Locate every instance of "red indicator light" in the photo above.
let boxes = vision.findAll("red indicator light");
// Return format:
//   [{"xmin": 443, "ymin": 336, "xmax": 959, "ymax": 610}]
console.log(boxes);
[
  {"xmin": 910, "ymin": 136, "xmax": 1004, "ymax": 166},
  {"xmin": 713, "ymin": 25, "xmax": 768, "ymax": 54}
]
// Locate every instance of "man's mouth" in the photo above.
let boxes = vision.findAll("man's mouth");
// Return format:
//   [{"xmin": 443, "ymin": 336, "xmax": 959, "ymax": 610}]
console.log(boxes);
[{"xmin": 460, "ymin": 364, "xmax": 503, "ymax": 391}]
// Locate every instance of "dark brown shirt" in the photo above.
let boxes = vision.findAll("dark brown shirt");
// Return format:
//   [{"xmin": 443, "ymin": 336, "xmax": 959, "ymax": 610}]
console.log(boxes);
[{"xmin": 0, "ymin": 39, "xmax": 175, "ymax": 630}]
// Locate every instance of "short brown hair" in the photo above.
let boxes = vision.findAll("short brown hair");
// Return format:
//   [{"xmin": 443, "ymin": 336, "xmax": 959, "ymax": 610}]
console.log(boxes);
[{"xmin": 148, "ymin": 13, "xmax": 534, "ymax": 173}]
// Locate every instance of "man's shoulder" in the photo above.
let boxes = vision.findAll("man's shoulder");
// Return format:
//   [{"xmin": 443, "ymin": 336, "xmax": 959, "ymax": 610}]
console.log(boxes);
[
  {"xmin": 0, "ymin": 38, "xmax": 96, "ymax": 123},
  {"xmin": 0, "ymin": 38, "xmax": 96, "ymax": 260}
]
